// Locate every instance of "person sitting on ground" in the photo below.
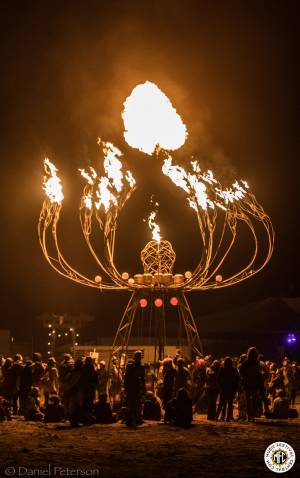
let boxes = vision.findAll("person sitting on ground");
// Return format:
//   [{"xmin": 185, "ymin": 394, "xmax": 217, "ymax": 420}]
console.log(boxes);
[
  {"xmin": 173, "ymin": 387, "xmax": 193, "ymax": 427},
  {"xmin": 0, "ymin": 396, "xmax": 12, "ymax": 421},
  {"xmin": 94, "ymin": 393, "xmax": 116, "ymax": 423},
  {"xmin": 44, "ymin": 394, "xmax": 65, "ymax": 423},
  {"xmin": 268, "ymin": 369, "xmax": 284, "ymax": 406},
  {"xmin": 143, "ymin": 391, "xmax": 162, "ymax": 421},
  {"xmin": 265, "ymin": 389, "xmax": 289, "ymax": 419},
  {"xmin": 24, "ymin": 386, "xmax": 44, "ymax": 421},
  {"xmin": 117, "ymin": 405, "xmax": 128, "ymax": 423}
]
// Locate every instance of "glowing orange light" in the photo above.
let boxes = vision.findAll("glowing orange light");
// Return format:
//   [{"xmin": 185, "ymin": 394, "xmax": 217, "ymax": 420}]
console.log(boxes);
[
  {"xmin": 185, "ymin": 271, "xmax": 192, "ymax": 279},
  {"xmin": 139, "ymin": 298, "xmax": 148, "ymax": 308},
  {"xmin": 122, "ymin": 81, "xmax": 187, "ymax": 155},
  {"xmin": 215, "ymin": 274, "xmax": 223, "ymax": 283},
  {"xmin": 121, "ymin": 272, "xmax": 129, "ymax": 280},
  {"xmin": 170, "ymin": 297, "xmax": 179, "ymax": 306},
  {"xmin": 94, "ymin": 275, "xmax": 102, "ymax": 283},
  {"xmin": 154, "ymin": 298, "xmax": 163, "ymax": 308}
]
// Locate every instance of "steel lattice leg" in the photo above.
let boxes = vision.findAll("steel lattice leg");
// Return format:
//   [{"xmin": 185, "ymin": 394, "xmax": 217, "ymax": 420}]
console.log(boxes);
[
  {"xmin": 108, "ymin": 292, "xmax": 139, "ymax": 365},
  {"xmin": 178, "ymin": 293, "xmax": 203, "ymax": 357}
]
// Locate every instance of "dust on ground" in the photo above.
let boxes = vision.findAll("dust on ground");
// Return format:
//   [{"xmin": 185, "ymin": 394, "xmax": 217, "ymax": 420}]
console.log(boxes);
[{"xmin": 1, "ymin": 414, "xmax": 299, "ymax": 478}]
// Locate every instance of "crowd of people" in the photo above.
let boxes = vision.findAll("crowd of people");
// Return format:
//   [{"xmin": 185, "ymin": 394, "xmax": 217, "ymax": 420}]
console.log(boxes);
[{"xmin": 0, "ymin": 347, "xmax": 299, "ymax": 427}]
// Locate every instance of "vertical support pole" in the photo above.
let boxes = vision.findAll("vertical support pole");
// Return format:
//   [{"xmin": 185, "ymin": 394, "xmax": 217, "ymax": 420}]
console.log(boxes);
[{"xmin": 178, "ymin": 292, "xmax": 203, "ymax": 358}]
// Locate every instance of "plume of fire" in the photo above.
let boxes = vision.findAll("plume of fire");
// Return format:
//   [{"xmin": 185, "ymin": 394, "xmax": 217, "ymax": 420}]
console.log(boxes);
[
  {"xmin": 162, "ymin": 155, "xmax": 248, "ymax": 211},
  {"xmin": 83, "ymin": 193, "xmax": 92, "ymax": 210},
  {"xmin": 101, "ymin": 141, "xmax": 124, "ymax": 193},
  {"xmin": 79, "ymin": 167, "xmax": 97, "ymax": 186},
  {"xmin": 43, "ymin": 158, "xmax": 64, "ymax": 205},
  {"xmin": 122, "ymin": 81, "xmax": 187, "ymax": 155},
  {"xmin": 148, "ymin": 211, "xmax": 161, "ymax": 243},
  {"xmin": 79, "ymin": 140, "xmax": 136, "ymax": 213},
  {"xmin": 95, "ymin": 177, "xmax": 118, "ymax": 212}
]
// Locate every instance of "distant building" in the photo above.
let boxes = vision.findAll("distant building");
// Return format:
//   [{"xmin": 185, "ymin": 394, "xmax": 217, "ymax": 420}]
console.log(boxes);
[{"xmin": 74, "ymin": 337, "xmax": 190, "ymax": 364}]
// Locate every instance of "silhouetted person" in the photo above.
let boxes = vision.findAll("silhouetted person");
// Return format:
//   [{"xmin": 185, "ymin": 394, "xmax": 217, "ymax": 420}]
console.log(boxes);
[
  {"xmin": 173, "ymin": 388, "xmax": 193, "ymax": 427},
  {"xmin": 268, "ymin": 369, "xmax": 284, "ymax": 406},
  {"xmin": 236, "ymin": 354, "xmax": 247, "ymax": 421},
  {"xmin": 143, "ymin": 391, "xmax": 162, "ymax": 421},
  {"xmin": 43, "ymin": 357, "xmax": 59, "ymax": 405},
  {"xmin": 192, "ymin": 359, "xmax": 207, "ymax": 413},
  {"xmin": 240, "ymin": 347, "xmax": 268, "ymax": 421},
  {"xmin": 66, "ymin": 357, "xmax": 85, "ymax": 427},
  {"xmin": 81, "ymin": 356, "xmax": 98, "ymax": 415},
  {"xmin": 265, "ymin": 389, "xmax": 289, "ymax": 419},
  {"xmin": 109, "ymin": 356, "xmax": 122, "ymax": 408},
  {"xmin": 19, "ymin": 360, "xmax": 33, "ymax": 415},
  {"xmin": 31, "ymin": 352, "xmax": 45, "ymax": 388},
  {"xmin": 24, "ymin": 386, "xmax": 44, "ymax": 421},
  {"xmin": 11, "ymin": 354, "xmax": 24, "ymax": 414},
  {"xmin": 44, "ymin": 394, "xmax": 65, "ymax": 423},
  {"xmin": 216, "ymin": 356, "xmax": 240, "ymax": 421},
  {"xmin": 144, "ymin": 363, "xmax": 157, "ymax": 393},
  {"xmin": 59, "ymin": 354, "xmax": 74, "ymax": 384},
  {"xmin": 161, "ymin": 357, "xmax": 176, "ymax": 422},
  {"xmin": 124, "ymin": 351, "xmax": 145, "ymax": 426},
  {"xmin": 0, "ymin": 396, "xmax": 12, "ymax": 421},
  {"xmin": 1, "ymin": 358, "xmax": 14, "ymax": 401},
  {"xmin": 98, "ymin": 361, "xmax": 108, "ymax": 395},
  {"xmin": 206, "ymin": 360, "xmax": 220, "ymax": 420},
  {"xmin": 94, "ymin": 393, "xmax": 116, "ymax": 423},
  {"xmin": 174, "ymin": 358, "xmax": 191, "ymax": 395}
]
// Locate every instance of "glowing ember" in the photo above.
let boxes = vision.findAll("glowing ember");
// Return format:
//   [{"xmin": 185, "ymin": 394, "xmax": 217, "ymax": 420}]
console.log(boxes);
[
  {"xmin": 43, "ymin": 158, "xmax": 64, "ymax": 204},
  {"xmin": 148, "ymin": 211, "xmax": 161, "ymax": 243},
  {"xmin": 122, "ymin": 81, "xmax": 187, "ymax": 154}
]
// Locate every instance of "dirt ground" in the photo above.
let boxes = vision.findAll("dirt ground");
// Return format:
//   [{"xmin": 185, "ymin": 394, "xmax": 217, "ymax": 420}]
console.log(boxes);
[{"xmin": 0, "ymin": 413, "xmax": 299, "ymax": 478}]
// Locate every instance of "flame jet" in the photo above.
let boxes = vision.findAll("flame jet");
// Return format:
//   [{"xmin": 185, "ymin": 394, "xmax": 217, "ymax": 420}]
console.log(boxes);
[{"xmin": 122, "ymin": 81, "xmax": 274, "ymax": 290}]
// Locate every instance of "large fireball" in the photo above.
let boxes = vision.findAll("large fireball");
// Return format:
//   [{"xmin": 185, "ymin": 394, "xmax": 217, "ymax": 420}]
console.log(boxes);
[{"xmin": 122, "ymin": 81, "xmax": 188, "ymax": 155}]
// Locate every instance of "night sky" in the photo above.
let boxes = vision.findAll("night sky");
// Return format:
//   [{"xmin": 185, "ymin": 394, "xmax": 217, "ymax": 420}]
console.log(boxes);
[{"xmin": 0, "ymin": 1, "xmax": 299, "ymax": 342}]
